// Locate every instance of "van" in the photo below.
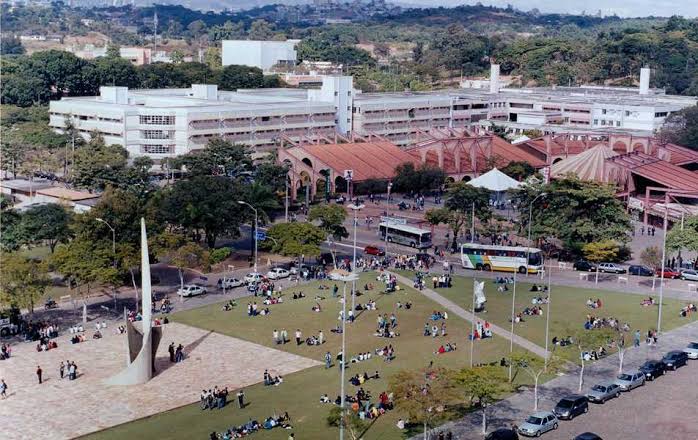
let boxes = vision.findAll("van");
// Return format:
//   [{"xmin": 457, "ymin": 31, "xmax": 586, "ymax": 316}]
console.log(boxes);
[{"xmin": 552, "ymin": 395, "xmax": 588, "ymax": 420}]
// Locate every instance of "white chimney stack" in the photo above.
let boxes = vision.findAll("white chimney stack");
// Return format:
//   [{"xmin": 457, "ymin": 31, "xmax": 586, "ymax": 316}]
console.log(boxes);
[
  {"xmin": 489, "ymin": 64, "xmax": 500, "ymax": 94},
  {"xmin": 639, "ymin": 67, "xmax": 650, "ymax": 95}
]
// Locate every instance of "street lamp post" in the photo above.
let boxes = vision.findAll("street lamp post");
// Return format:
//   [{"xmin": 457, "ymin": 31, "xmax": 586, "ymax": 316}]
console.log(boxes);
[
  {"xmin": 525, "ymin": 193, "xmax": 547, "ymax": 276},
  {"xmin": 657, "ymin": 203, "xmax": 669, "ymax": 333},
  {"xmin": 95, "ymin": 218, "xmax": 117, "ymax": 310},
  {"xmin": 544, "ymin": 266, "xmax": 552, "ymax": 369},
  {"xmin": 508, "ymin": 269, "xmax": 517, "ymax": 381},
  {"xmin": 238, "ymin": 201, "xmax": 258, "ymax": 273},
  {"xmin": 384, "ymin": 182, "xmax": 393, "ymax": 257},
  {"xmin": 349, "ymin": 203, "xmax": 365, "ymax": 314},
  {"xmin": 330, "ymin": 270, "xmax": 359, "ymax": 440}
]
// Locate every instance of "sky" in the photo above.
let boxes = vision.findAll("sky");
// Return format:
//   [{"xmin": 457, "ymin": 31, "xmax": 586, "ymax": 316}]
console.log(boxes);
[{"xmin": 392, "ymin": 0, "xmax": 698, "ymax": 18}]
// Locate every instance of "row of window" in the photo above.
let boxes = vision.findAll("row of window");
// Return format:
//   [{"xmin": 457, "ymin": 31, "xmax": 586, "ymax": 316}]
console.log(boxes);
[
  {"xmin": 140, "ymin": 115, "xmax": 175, "ymax": 125},
  {"xmin": 141, "ymin": 144, "xmax": 174, "ymax": 154},
  {"xmin": 141, "ymin": 130, "xmax": 174, "ymax": 139},
  {"xmin": 594, "ymin": 119, "xmax": 622, "ymax": 127}
]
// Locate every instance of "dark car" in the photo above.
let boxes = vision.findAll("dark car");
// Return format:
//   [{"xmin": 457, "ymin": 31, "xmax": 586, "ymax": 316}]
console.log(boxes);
[
  {"xmin": 639, "ymin": 359, "xmax": 665, "ymax": 381},
  {"xmin": 573, "ymin": 260, "xmax": 596, "ymax": 272},
  {"xmin": 662, "ymin": 350, "xmax": 689, "ymax": 370},
  {"xmin": 552, "ymin": 395, "xmax": 588, "ymax": 420},
  {"xmin": 628, "ymin": 265, "xmax": 653, "ymax": 276},
  {"xmin": 485, "ymin": 428, "xmax": 519, "ymax": 440},
  {"xmin": 574, "ymin": 433, "xmax": 603, "ymax": 440}
]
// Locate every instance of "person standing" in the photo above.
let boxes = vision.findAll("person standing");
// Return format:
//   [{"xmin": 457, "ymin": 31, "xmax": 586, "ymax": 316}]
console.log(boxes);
[
  {"xmin": 168, "ymin": 342, "xmax": 175, "ymax": 363},
  {"xmin": 295, "ymin": 329, "xmax": 302, "ymax": 346},
  {"xmin": 59, "ymin": 361, "xmax": 65, "ymax": 379},
  {"xmin": 281, "ymin": 328, "xmax": 289, "ymax": 344},
  {"xmin": 237, "ymin": 389, "xmax": 245, "ymax": 408},
  {"xmin": 324, "ymin": 351, "xmax": 332, "ymax": 369},
  {"xmin": 273, "ymin": 329, "xmax": 279, "ymax": 344},
  {"xmin": 634, "ymin": 329, "xmax": 641, "ymax": 347},
  {"xmin": 69, "ymin": 361, "xmax": 77, "ymax": 380},
  {"xmin": 36, "ymin": 366, "xmax": 43, "ymax": 384},
  {"xmin": 1, "ymin": 379, "xmax": 7, "ymax": 399},
  {"xmin": 318, "ymin": 330, "xmax": 324, "ymax": 345}
]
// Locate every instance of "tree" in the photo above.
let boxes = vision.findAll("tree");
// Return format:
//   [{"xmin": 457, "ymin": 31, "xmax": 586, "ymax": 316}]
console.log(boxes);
[
  {"xmin": 514, "ymin": 177, "xmax": 631, "ymax": 254},
  {"xmin": 659, "ymin": 105, "xmax": 698, "ymax": 150},
  {"xmin": 667, "ymin": 215, "xmax": 698, "ymax": 256},
  {"xmin": 308, "ymin": 204, "xmax": 348, "ymax": 268},
  {"xmin": 568, "ymin": 327, "xmax": 616, "ymax": 391},
  {"xmin": 265, "ymin": 222, "xmax": 325, "ymax": 262},
  {"xmin": 20, "ymin": 203, "xmax": 73, "ymax": 252},
  {"xmin": 426, "ymin": 208, "xmax": 466, "ymax": 251},
  {"xmin": 105, "ymin": 43, "xmax": 121, "ymax": 58},
  {"xmin": 115, "ymin": 242, "xmax": 141, "ymax": 307},
  {"xmin": 0, "ymin": 208, "xmax": 22, "ymax": 252},
  {"xmin": 94, "ymin": 56, "xmax": 139, "ymax": 88},
  {"xmin": 158, "ymin": 175, "xmax": 245, "ymax": 248},
  {"xmin": 170, "ymin": 49, "xmax": 185, "ymax": 64},
  {"xmin": 1, "ymin": 36, "xmax": 25, "ymax": 55},
  {"xmin": 218, "ymin": 65, "xmax": 265, "ymax": 90},
  {"xmin": 204, "ymin": 47, "xmax": 221, "ymax": 69},
  {"xmin": 0, "ymin": 253, "xmax": 50, "ymax": 313},
  {"xmin": 640, "ymin": 246, "xmax": 662, "ymax": 289},
  {"xmin": 0, "ymin": 75, "xmax": 51, "ymax": 107},
  {"xmin": 510, "ymin": 354, "xmax": 565, "ymax": 411},
  {"xmin": 173, "ymin": 138, "xmax": 251, "ymax": 177},
  {"xmin": 71, "ymin": 136, "xmax": 129, "ymax": 190},
  {"xmin": 154, "ymin": 234, "xmax": 207, "ymax": 295},
  {"xmin": 51, "ymin": 238, "xmax": 119, "ymax": 299},
  {"xmin": 18, "ymin": 50, "xmax": 99, "ymax": 100},
  {"xmin": 455, "ymin": 365, "xmax": 511, "ymax": 434},
  {"xmin": 326, "ymin": 405, "xmax": 367, "ymax": 440},
  {"xmin": 501, "ymin": 161, "xmax": 536, "ymax": 181},
  {"xmin": 390, "ymin": 367, "xmax": 459, "ymax": 438},
  {"xmin": 248, "ymin": 19, "xmax": 275, "ymax": 40},
  {"xmin": 392, "ymin": 162, "xmax": 445, "ymax": 194}
]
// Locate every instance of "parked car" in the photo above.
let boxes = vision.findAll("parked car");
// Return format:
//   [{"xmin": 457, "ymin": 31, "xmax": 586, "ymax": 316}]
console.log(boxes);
[
  {"xmin": 573, "ymin": 260, "xmax": 596, "ymax": 272},
  {"xmin": 598, "ymin": 263, "xmax": 626, "ymax": 274},
  {"xmin": 244, "ymin": 272, "xmax": 263, "ymax": 284},
  {"xmin": 613, "ymin": 371, "xmax": 645, "ymax": 391},
  {"xmin": 363, "ymin": 245, "xmax": 386, "ymax": 256},
  {"xmin": 573, "ymin": 433, "xmax": 603, "ymax": 440},
  {"xmin": 680, "ymin": 269, "xmax": 698, "ymax": 281},
  {"xmin": 639, "ymin": 359, "xmax": 665, "ymax": 381},
  {"xmin": 662, "ymin": 350, "xmax": 689, "ymax": 370},
  {"xmin": 485, "ymin": 428, "xmax": 519, "ymax": 440},
  {"xmin": 552, "ymin": 395, "xmax": 588, "ymax": 420},
  {"xmin": 684, "ymin": 341, "xmax": 698, "ymax": 360},
  {"xmin": 177, "ymin": 284, "xmax": 207, "ymax": 297},
  {"xmin": 585, "ymin": 382, "xmax": 621, "ymax": 403},
  {"xmin": 656, "ymin": 267, "xmax": 681, "ymax": 279},
  {"xmin": 628, "ymin": 265, "xmax": 653, "ymax": 276},
  {"xmin": 267, "ymin": 267, "xmax": 290, "ymax": 280},
  {"xmin": 217, "ymin": 277, "xmax": 243, "ymax": 289},
  {"xmin": 517, "ymin": 412, "xmax": 558, "ymax": 437}
]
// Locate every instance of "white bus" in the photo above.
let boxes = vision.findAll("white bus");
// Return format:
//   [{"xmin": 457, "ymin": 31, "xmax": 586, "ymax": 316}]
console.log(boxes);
[
  {"xmin": 460, "ymin": 243, "xmax": 544, "ymax": 274},
  {"xmin": 378, "ymin": 222, "xmax": 432, "ymax": 249}
]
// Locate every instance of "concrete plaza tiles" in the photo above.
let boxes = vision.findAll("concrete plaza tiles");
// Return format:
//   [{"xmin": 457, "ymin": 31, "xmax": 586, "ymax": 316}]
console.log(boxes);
[{"xmin": 0, "ymin": 322, "xmax": 320, "ymax": 440}]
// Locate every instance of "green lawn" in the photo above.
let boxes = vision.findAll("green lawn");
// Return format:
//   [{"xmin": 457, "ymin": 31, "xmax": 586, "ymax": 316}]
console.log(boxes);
[
  {"xmin": 408, "ymin": 271, "xmax": 698, "ymax": 363},
  {"xmin": 85, "ymin": 273, "xmax": 532, "ymax": 440}
]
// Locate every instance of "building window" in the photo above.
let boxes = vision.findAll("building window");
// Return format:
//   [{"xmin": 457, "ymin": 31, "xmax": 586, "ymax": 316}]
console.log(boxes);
[
  {"xmin": 141, "ymin": 144, "xmax": 174, "ymax": 154},
  {"xmin": 139, "ymin": 115, "xmax": 175, "ymax": 125},
  {"xmin": 654, "ymin": 111, "xmax": 668, "ymax": 117},
  {"xmin": 616, "ymin": 121, "xmax": 621, "ymax": 127},
  {"xmin": 602, "ymin": 109, "xmax": 607, "ymax": 115},
  {"xmin": 142, "ymin": 130, "xmax": 173, "ymax": 139}
]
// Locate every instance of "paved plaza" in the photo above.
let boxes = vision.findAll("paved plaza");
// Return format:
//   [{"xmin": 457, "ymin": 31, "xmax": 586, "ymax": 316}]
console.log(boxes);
[{"xmin": 0, "ymin": 322, "xmax": 320, "ymax": 440}]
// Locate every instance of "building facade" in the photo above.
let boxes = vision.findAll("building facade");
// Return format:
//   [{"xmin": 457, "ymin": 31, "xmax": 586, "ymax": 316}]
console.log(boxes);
[{"xmin": 221, "ymin": 40, "xmax": 300, "ymax": 72}]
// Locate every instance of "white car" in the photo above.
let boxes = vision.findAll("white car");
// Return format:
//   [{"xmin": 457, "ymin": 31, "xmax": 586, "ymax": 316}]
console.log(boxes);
[
  {"xmin": 267, "ymin": 268, "xmax": 290, "ymax": 279},
  {"xmin": 177, "ymin": 284, "xmax": 207, "ymax": 297},
  {"xmin": 680, "ymin": 269, "xmax": 698, "ymax": 281},
  {"xmin": 598, "ymin": 263, "xmax": 627, "ymax": 274},
  {"xmin": 217, "ymin": 277, "xmax": 243, "ymax": 289},
  {"xmin": 244, "ymin": 272, "xmax": 263, "ymax": 284},
  {"xmin": 684, "ymin": 341, "xmax": 698, "ymax": 359}
]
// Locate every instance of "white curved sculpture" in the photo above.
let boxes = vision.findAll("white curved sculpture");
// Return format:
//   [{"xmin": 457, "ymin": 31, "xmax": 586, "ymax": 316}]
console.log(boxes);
[
  {"xmin": 474, "ymin": 280, "xmax": 487, "ymax": 310},
  {"xmin": 106, "ymin": 219, "xmax": 161, "ymax": 386}
]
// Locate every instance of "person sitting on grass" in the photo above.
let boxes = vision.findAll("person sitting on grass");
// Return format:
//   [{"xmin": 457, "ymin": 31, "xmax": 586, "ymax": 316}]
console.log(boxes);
[{"xmin": 311, "ymin": 302, "xmax": 322, "ymax": 312}]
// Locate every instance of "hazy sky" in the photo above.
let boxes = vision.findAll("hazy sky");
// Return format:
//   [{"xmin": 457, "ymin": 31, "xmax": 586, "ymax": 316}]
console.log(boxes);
[{"xmin": 394, "ymin": 0, "xmax": 698, "ymax": 18}]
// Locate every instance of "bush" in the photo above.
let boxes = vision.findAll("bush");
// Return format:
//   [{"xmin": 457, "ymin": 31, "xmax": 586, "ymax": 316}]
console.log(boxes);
[{"xmin": 209, "ymin": 247, "xmax": 231, "ymax": 265}]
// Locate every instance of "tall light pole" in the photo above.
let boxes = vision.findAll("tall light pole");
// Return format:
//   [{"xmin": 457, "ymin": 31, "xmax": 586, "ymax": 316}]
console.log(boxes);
[
  {"xmin": 330, "ymin": 270, "xmax": 359, "ymax": 440},
  {"xmin": 657, "ymin": 202, "xmax": 669, "ymax": 333},
  {"xmin": 525, "ymin": 193, "xmax": 547, "ymax": 276},
  {"xmin": 384, "ymin": 182, "xmax": 393, "ymax": 257},
  {"xmin": 238, "ymin": 201, "xmax": 258, "ymax": 273},
  {"xmin": 95, "ymin": 218, "xmax": 117, "ymax": 310},
  {"xmin": 544, "ymin": 266, "xmax": 552, "ymax": 369},
  {"xmin": 508, "ymin": 269, "xmax": 517, "ymax": 381},
  {"xmin": 349, "ymin": 203, "xmax": 365, "ymax": 314}
]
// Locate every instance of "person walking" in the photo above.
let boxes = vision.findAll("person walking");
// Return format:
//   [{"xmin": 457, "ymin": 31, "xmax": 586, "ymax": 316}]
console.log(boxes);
[
  {"xmin": 324, "ymin": 351, "xmax": 332, "ymax": 369},
  {"xmin": 1, "ymin": 379, "xmax": 7, "ymax": 399},
  {"xmin": 59, "ymin": 361, "xmax": 65, "ymax": 379},
  {"xmin": 36, "ymin": 366, "xmax": 43, "ymax": 384},
  {"xmin": 237, "ymin": 389, "xmax": 245, "ymax": 408},
  {"xmin": 281, "ymin": 328, "xmax": 289, "ymax": 344},
  {"xmin": 634, "ymin": 329, "xmax": 641, "ymax": 347},
  {"xmin": 168, "ymin": 342, "xmax": 175, "ymax": 363}
]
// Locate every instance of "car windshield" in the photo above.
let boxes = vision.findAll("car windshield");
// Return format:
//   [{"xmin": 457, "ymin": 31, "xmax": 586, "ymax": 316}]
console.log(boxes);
[
  {"xmin": 591, "ymin": 385, "xmax": 606, "ymax": 392},
  {"xmin": 642, "ymin": 361, "xmax": 657, "ymax": 368},
  {"xmin": 557, "ymin": 399, "xmax": 573, "ymax": 408},
  {"xmin": 617, "ymin": 374, "xmax": 632, "ymax": 380},
  {"xmin": 526, "ymin": 416, "xmax": 543, "ymax": 425},
  {"xmin": 688, "ymin": 343, "xmax": 698, "ymax": 349}
]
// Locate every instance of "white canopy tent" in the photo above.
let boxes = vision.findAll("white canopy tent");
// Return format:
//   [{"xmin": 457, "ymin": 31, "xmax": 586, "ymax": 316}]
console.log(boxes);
[{"xmin": 467, "ymin": 168, "xmax": 521, "ymax": 192}]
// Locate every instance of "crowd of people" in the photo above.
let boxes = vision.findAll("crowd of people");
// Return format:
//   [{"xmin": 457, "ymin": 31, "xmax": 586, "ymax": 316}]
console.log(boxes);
[
  {"xmin": 209, "ymin": 412, "xmax": 292, "ymax": 440},
  {"xmin": 679, "ymin": 303, "xmax": 697, "ymax": 317},
  {"xmin": 200, "ymin": 387, "xmax": 230, "ymax": 410}
]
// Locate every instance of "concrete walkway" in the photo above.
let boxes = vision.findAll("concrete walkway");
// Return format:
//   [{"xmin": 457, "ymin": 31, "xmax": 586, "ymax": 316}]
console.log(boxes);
[
  {"xmin": 390, "ymin": 272, "xmax": 550, "ymax": 359},
  {"xmin": 411, "ymin": 319, "xmax": 698, "ymax": 440}
]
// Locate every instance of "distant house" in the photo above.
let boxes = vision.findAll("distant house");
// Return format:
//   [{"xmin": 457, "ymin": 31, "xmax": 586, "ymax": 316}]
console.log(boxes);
[{"xmin": 0, "ymin": 179, "xmax": 101, "ymax": 213}]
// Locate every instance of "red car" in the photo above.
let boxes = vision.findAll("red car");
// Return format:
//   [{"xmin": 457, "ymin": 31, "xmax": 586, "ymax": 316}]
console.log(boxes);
[
  {"xmin": 364, "ymin": 245, "xmax": 386, "ymax": 256},
  {"xmin": 656, "ymin": 268, "xmax": 681, "ymax": 279}
]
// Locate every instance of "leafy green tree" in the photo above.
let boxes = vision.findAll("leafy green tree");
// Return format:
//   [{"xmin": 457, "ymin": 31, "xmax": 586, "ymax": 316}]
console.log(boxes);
[
  {"xmin": 94, "ymin": 56, "xmax": 139, "ymax": 88},
  {"xmin": 255, "ymin": 161, "xmax": 289, "ymax": 193},
  {"xmin": 326, "ymin": 405, "xmax": 367, "ymax": 440},
  {"xmin": 20, "ymin": 204, "xmax": 73, "ymax": 252},
  {"xmin": 640, "ymin": 246, "xmax": 662, "ymax": 272},
  {"xmin": 510, "ymin": 354, "xmax": 565, "ymax": 411},
  {"xmin": 158, "ymin": 175, "xmax": 244, "ymax": 248},
  {"xmin": 0, "ymin": 253, "xmax": 50, "ymax": 313},
  {"xmin": 455, "ymin": 365, "xmax": 511, "ymax": 434},
  {"xmin": 308, "ymin": 204, "xmax": 348, "ymax": 267},
  {"xmin": 18, "ymin": 50, "xmax": 99, "ymax": 100},
  {"xmin": 218, "ymin": 65, "xmax": 265, "ymax": 90},
  {"xmin": 0, "ymin": 75, "xmax": 51, "ymax": 107},
  {"xmin": 0, "ymin": 207, "xmax": 22, "ymax": 252},
  {"xmin": 390, "ymin": 367, "xmax": 459, "ymax": 438},
  {"xmin": 582, "ymin": 240, "xmax": 619, "ymax": 263},
  {"xmin": 0, "ymin": 36, "xmax": 25, "ymax": 55},
  {"xmin": 51, "ymin": 238, "xmax": 119, "ymax": 299},
  {"xmin": 265, "ymin": 222, "xmax": 325, "ymax": 261},
  {"xmin": 170, "ymin": 49, "xmax": 185, "ymax": 64},
  {"xmin": 248, "ymin": 19, "xmax": 275, "ymax": 40},
  {"xmin": 568, "ymin": 327, "xmax": 616, "ymax": 391},
  {"xmin": 501, "ymin": 161, "xmax": 536, "ymax": 181},
  {"xmin": 154, "ymin": 234, "xmax": 207, "ymax": 294},
  {"xmin": 392, "ymin": 162, "xmax": 445, "ymax": 194},
  {"xmin": 208, "ymin": 20, "xmax": 245, "ymax": 41},
  {"xmin": 660, "ymin": 106, "xmax": 698, "ymax": 149},
  {"xmin": 425, "ymin": 208, "xmax": 466, "ymax": 250},
  {"xmin": 667, "ymin": 215, "xmax": 698, "ymax": 258},
  {"xmin": 173, "ymin": 138, "xmax": 251, "ymax": 177},
  {"xmin": 71, "ymin": 136, "xmax": 129, "ymax": 190},
  {"xmin": 105, "ymin": 43, "xmax": 121, "ymax": 58}
]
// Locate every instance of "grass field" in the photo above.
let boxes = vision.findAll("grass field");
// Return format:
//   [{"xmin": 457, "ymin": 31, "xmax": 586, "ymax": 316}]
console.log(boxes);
[
  {"xmin": 408, "ymin": 271, "xmax": 698, "ymax": 363},
  {"xmin": 85, "ymin": 273, "xmax": 533, "ymax": 440}
]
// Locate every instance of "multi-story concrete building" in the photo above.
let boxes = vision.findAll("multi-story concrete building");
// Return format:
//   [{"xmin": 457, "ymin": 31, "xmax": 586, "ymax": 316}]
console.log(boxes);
[{"xmin": 221, "ymin": 40, "xmax": 300, "ymax": 72}]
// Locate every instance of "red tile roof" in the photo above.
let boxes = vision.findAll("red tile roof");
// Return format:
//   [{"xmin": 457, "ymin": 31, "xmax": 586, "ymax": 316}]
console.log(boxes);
[{"xmin": 607, "ymin": 152, "xmax": 698, "ymax": 191}]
